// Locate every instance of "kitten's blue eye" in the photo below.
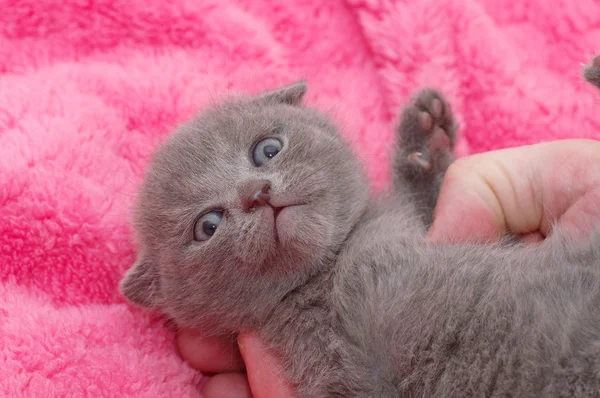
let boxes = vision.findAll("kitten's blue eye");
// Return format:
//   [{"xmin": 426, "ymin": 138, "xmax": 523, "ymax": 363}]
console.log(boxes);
[
  {"xmin": 252, "ymin": 137, "xmax": 283, "ymax": 167},
  {"xmin": 194, "ymin": 210, "xmax": 223, "ymax": 242}
]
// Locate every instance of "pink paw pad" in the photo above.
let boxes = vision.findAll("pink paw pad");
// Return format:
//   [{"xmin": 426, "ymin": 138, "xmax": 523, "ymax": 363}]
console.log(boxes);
[{"xmin": 404, "ymin": 90, "xmax": 454, "ymax": 171}]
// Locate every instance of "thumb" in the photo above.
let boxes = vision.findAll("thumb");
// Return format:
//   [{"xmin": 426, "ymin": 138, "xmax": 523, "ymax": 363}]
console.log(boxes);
[
  {"xmin": 427, "ymin": 140, "xmax": 600, "ymax": 243},
  {"xmin": 238, "ymin": 332, "xmax": 296, "ymax": 398}
]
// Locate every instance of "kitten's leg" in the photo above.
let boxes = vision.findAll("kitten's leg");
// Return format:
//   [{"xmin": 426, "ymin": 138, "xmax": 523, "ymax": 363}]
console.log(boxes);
[
  {"xmin": 393, "ymin": 89, "xmax": 458, "ymax": 226},
  {"xmin": 584, "ymin": 55, "xmax": 600, "ymax": 88}
]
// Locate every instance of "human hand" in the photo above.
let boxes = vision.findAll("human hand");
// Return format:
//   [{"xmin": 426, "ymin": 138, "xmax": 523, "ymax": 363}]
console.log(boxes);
[
  {"xmin": 176, "ymin": 329, "xmax": 295, "ymax": 398},
  {"xmin": 428, "ymin": 139, "xmax": 600, "ymax": 243}
]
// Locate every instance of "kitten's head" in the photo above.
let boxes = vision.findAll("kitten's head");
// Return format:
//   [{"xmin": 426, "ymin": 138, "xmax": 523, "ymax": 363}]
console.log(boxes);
[{"xmin": 120, "ymin": 82, "xmax": 369, "ymax": 333}]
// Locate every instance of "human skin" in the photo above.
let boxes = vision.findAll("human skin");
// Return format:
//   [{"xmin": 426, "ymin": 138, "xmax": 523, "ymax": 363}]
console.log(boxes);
[{"xmin": 177, "ymin": 139, "xmax": 600, "ymax": 398}]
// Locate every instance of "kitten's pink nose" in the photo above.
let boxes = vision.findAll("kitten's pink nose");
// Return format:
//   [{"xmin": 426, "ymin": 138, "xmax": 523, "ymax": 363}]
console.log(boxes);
[{"xmin": 240, "ymin": 179, "xmax": 272, "ymax": 211}]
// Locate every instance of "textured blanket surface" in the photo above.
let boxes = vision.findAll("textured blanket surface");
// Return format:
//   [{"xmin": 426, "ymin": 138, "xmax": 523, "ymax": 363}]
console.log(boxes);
[{"xmin": 1, "ymin": 0, "xmax": 599, "ymax": 396}]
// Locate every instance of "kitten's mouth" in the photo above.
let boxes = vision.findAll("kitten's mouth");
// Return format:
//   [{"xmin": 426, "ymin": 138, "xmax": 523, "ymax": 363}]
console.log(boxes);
[
  {"xmin": 272, "ymin": 206, "xmax": 285, "ymax": 242},
  {"xmin": 273, "ymin": 206, "xmax": 285, "ymax": 221}
]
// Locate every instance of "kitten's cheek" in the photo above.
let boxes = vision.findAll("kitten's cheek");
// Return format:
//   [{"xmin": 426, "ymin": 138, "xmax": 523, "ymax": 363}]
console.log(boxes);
[{"xmin": 275, "ymin": 205, "xmax": 307, "ymax": 242}]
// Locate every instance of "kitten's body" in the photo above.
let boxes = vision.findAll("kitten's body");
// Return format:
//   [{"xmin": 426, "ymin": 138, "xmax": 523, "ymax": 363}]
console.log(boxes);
[
  {"xmin": 121, "ymin": 59, "xmax": 600, "ymax": 397},
  {"xmin": 267, "ymin": 205, "xmax": 600, "ymax": 397}
]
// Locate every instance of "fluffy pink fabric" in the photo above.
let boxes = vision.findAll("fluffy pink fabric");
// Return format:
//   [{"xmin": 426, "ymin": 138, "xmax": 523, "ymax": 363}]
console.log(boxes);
[{"xmin": 1, "ymin": 0, "xmax": 599, "ymax": 395}]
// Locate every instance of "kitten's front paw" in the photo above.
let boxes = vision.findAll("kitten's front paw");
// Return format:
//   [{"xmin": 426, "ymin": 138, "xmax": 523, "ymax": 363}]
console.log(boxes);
[
  {"xmin": 397, "ymin": 89, "xmax": 457, "ymax": 175},
  {"xmin": 583, "ymin": 55, "xmax": 600, "ymax": 89}
]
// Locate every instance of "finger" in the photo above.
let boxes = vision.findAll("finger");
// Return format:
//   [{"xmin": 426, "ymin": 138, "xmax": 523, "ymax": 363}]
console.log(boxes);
[
  {"xmin": 559, "ymin": 185, "xmax": 600, "ymax": 239},
  {"xmin": 520, "ymin": 231, "xmax": 545, "ymax": 244},
  {"xmin": 202, "ymin": 373, "xmax": 252, "ymax": 398},
  {"xmin": 428, "ymin": 145, "xmax": 541, "ymax": 242},
  {"xmin": 238, "ymin": 332, "xmax": 296, "ymax": 398},
  {"xmin": 428, "ymin": 140, "xmax": 600, "ymax": 243},
  {"xmin": 176, "ymin": 328, "xmax": 245, "ymax": 373}
]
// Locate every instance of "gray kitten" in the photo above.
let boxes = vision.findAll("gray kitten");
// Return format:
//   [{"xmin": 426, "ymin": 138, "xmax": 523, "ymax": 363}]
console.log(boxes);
[{"xmin": 121, "ymin": 58, "xmax": 600, "ymax": 397}]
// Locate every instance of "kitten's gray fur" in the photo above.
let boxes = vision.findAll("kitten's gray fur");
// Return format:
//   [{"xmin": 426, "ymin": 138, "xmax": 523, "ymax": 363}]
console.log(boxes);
[{"xmin": 121, "ymin": 58, "xmax": 600, "ymax": 397}]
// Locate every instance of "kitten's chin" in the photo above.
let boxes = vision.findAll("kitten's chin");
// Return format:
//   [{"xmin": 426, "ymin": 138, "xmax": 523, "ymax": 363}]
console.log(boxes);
[{"xmin": 234, "ymin": 202, "xmax": 333, "ymax": 275}]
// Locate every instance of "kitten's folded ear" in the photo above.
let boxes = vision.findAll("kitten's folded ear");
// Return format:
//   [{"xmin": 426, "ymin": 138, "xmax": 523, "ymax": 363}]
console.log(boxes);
[
  {"xmin": 120, "ymin": 253, "xmax": 162, "ymax": 308},
  {"xmin": 254, "ymin": 80, "xmax": 308, "ymax": 106},
  {"xmin": 584, "ymin": 55, "xmax": 600, "ymax": 89}
]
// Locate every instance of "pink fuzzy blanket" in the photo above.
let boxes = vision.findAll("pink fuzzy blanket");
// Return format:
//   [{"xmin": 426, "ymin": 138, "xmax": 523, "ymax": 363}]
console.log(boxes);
[{"xmin": 1, "ymin": 0, "xmax": 599, "ymax": 395}]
